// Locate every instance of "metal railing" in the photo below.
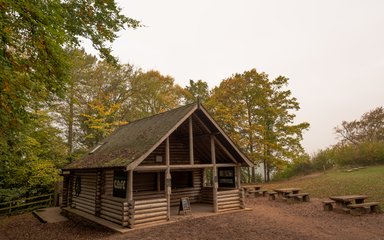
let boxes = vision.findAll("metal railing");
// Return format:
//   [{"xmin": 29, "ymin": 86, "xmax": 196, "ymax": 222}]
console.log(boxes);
[{"xmin": 0, "ymin": 193, "xmax": 54, "ymax": 216}]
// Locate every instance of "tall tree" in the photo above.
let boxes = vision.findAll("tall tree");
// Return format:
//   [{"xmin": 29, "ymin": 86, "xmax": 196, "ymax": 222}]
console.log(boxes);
[
  {"xmin": 335, "ymin": 107, "xmax": 384, "ymax": 145},
  {"xmin": 79, "ymin": 62, "xmax": 136, "ymax": 148},
  {"xmin": 207, "ymin": 69, "xmax": 309, "ymax": 182},
  {"xmin": 128, "ymin": 70, "xmax": 183, "ymax": 120},
  {"xmin": 0, "ymin": 0, "xmax": 139, "ymax": 153},
  {"xmin": 183, "ymin": 79, "xmax": 210, "ymax": 104}
]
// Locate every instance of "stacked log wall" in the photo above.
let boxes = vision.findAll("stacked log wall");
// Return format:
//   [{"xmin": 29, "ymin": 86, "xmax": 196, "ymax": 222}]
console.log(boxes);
[
  {"xmin": 71, "ymin": 171, "xmax": 97, "ymax": 215},
  {"xmin": 133, "ymin": 198, "xmax": 167, "ymax": 227},
  {"xmin": 100, "ymin": 195, "xmax": 128, "ymax": 226},
  {"xmin": 217, "ymin": 189, "xmax": 242, "ymax": 212},
  {"xmin": 133, "ymin": 169, "xmax": 202, "ymax": 206},
  {"xmin": 200, "ymin": 187, "xmax": 213, "ymax": 204}
]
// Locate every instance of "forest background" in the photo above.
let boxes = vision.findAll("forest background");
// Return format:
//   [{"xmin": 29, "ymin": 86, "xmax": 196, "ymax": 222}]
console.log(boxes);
[{"xmin": 1, "ymin": 1, "xmax": 383, "ymax": 202}]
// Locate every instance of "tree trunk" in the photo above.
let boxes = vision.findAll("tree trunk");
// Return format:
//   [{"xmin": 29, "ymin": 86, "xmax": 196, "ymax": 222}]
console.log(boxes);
[{"xmin": 67, "ymin": 89, "xmax": 74, "ymax": 162}]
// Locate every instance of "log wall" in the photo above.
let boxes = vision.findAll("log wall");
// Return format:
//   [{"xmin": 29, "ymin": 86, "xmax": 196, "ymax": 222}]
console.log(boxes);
[
  {"xmin": 133, "ymin": 169, "xmax": 202, "ymax": 206},
  {"xmin": 140, "ymin": 137, "xmax": 204, "ymax": 166},
  {"xmin": 133, "ymin": 198, "xmax": 168, "ymax": 227},
  {"xmin": 100, "ymin": 195, "xmax": 129, "ymax": 226},
  {"xmin": 200, "ymin": 187, "xmax": 214, "ymax": 204},
  {"xmin": 71, "ymin": 171, "xmax": 97, "ymax": 215},
  {"xmin": 217, "ymin": 189, "xmax": 244, "ymax": 212}
]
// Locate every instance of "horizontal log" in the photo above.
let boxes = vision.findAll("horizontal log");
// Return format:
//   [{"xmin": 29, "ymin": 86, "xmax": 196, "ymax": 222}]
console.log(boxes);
[
  {"xmin": 218, "ymin": 200, "xmax": 241, "ymax": 207},
  {"xmin": 80, "ymin": 185, "xmax": 96, "ymax": 191},
  {"xmin": 218, "ymin": 207, "xmax": 241, "ymax": 212},
  {"xmin": 217, "ymin": 193, "xmax": 239, "ymax": 198},
  {"xmin": 77, "ymin": 189, "xmax": 95, "ymax": 196},
  {"xmin": 100, "ymin": 210, "xmax": 128, "ymax": 222},
  {"xmin": 217, "ymin": 190, "xmax": 240, "ymax": 195},
  {"xmin": 218, "ymin": 203, "xmax": 240, "ymax": 209},
  {"xmin": 101, "ymin": 198, "xmax": 124, "ymax": 207},
  {"xmin": 73, "ymin": 202, "xmax": 95, "ymax": 213},
  {"xmin": 135, "ymin": 202, "xmax": 167, "ymax": 210},
  {"xmin": 135, "ymin": 211, "xmax": 168, "ymax": 220},
  {"xmin": 134, "ymin": 215, "xmax": 167, "ymax": 225},
  {"xmin": 101, "ymin": 206, "xmax": 127, "ymax": 216},
  {"xmin": 100, "ymin": 214, "xmax": 122, "ymax": 225},
  {"xmin": 73, "ymin": 193, "xmax": 95, "ymax": 201},
  {"xmin": 73, "ymin": 196, "xmax": 95, "ymax": 206},
  {"xmin": 134, "ymin": 206, "xmax": 167, "ymax": 215},
  {"xmin": 218, "ymin": 196, "xmax": 240, "ymax": 202},
  {"xmin": 135, "ymin": 198, "xmax": 166, "ymax": 206}
]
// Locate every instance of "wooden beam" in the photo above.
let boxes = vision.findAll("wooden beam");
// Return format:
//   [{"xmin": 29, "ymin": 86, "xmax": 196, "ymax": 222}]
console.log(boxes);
[
  {"xmin": 236, "ymin": 166, "xmax": 242, "ymax": 189},
  {"xmin": 189, "ymin": 116, "xmax": 194, "ymax": 165},
  {"xmin": 165, "ymin": 137, "xmax": 171, "ymax": 220},
  {"xmin": 193, "ymin": 113, "xmax": 212, "ymax": 134},
  {"xmin": 213, "ymin": 136, "xmax": 238, "ymax": 163},
  {"xmin": 127, "ymin": 170, "xmax": 133, "ymax": 201},
  {"xmin": 135, "ymin": 163, "xmax": 237, "ymax": 171},
  {"xmin": 127, "ymin": 105, "xmax": 198, "ymax": 171},
  {"xmin": 211, "ymin": 135, "xmax": 218, "ymax": 213},
  {"xmin": 198, "ymin": 106, "xmax": 254, "ymax": 167}
]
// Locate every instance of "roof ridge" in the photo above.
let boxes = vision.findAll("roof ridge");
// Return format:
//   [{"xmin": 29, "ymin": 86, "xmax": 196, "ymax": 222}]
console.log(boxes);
[{"xmin": 122, "ymin": 102, "xmax": 197, "ymax": 126}]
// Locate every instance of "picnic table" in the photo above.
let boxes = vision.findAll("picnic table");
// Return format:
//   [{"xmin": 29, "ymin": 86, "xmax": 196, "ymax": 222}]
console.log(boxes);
[
  {"xmin": 271, "ymin": 188, "xmax": 310, "ymax": 202},
  {"xmin": 274, "ymin": 188, "xmax": 301, "ymax": 197},
  {"xmin": 329, "ymin": 195, "xmax": 368, "ymax": 208},
  {"xmin": 242, "ymin": 185, "xmax": 267, "ymax": 197},
  {"xmin": 325, "ymin": 195, "xmax": 380, "ymax": 214}
]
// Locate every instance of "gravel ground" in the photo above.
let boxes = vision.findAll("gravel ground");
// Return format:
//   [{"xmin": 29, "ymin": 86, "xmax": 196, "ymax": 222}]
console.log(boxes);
[{"xmin": 1, "ymin": 197, "xmax": 383, "ymax": 240}]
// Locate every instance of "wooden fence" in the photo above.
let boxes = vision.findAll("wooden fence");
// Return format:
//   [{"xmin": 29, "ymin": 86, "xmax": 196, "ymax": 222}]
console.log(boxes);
[{"xmin": 0, "ymin": 193, "xmax": 54, "ymax": 216}]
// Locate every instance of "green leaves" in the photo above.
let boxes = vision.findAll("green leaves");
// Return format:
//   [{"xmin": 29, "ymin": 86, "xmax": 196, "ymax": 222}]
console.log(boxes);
[{"xmin": 206, "ymin": 68, "xmax": 309, "ymax": 181}]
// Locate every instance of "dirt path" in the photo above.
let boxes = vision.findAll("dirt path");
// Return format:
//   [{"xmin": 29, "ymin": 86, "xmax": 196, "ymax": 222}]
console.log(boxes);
[{"xmin": 1, "ymin": 197, "xmax": 383, "ymax": 240}]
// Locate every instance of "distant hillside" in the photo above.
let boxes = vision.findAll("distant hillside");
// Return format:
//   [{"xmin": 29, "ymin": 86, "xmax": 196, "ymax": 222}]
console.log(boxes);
[{"xmin": 264, "ymin": 165, "xmax": 384, "ymax": 206}]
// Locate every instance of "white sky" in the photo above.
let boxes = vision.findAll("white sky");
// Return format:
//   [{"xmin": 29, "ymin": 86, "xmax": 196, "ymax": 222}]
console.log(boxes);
[{"xmin": 90, "ymin": 0, "xmax": 384, "ymax": 154}]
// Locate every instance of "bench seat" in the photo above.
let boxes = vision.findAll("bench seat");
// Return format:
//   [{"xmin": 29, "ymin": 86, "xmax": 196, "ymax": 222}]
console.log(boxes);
[
  {"xmin": 322, "ymin": 200, "xmax": 336, "ymax": 211},
  {"xmin": 348, "ymin": 202, "xmax": 381, "ymax": 215},
  {"xmin": 287, "ymin": 193, "xmax": 310, "ymax": 202},
  {"xmin": 267, "ymin": 191, "xmax": 277, "ymax": 200}
]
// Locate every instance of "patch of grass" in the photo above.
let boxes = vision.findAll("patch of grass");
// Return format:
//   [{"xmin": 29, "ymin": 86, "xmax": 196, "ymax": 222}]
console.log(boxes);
[{"xmin": 264, "ymin": 165, "xmax": 384, "ymax": 206}]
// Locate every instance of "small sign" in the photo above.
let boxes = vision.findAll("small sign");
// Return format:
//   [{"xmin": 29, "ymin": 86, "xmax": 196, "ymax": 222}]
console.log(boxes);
[
  {"xmin": 178, "ymin": 197, "xmax": 192, "ymax": 215},
  {"xmin": 155, "ymin": 155, "xmax": 163, "ymax": 163},
  {"xmin": 113, "ymin": 170, "xmax": 127, "ymax": 198}
]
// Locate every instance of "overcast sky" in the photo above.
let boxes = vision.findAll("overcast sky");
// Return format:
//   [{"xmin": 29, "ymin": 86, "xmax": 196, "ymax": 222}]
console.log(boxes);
[{"xmin": 89, "ymin": 0, "xmax": 384, "ymax": 154}]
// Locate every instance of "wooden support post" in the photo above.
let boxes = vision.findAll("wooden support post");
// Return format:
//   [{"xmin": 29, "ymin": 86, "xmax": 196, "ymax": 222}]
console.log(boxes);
[
  {"xmin": 68, "ymin": 175, "xmax": 74, "ymax": 207},
  {"xmin": 157, "ymin": 172, "xmax": 161, "ymax": 191},
  {"xmin": 127, "ymin": 170, "xmax": 133, "ymax": 202},
  {"xmin": 189, "ymin": 116, "xmax": 194, "ymax": 165},
  {"xmin": 236, "ymin": 166, "xmax": 242, "ymax": 189},
  {"xmin": 211, "ymin": 135, "xmax": 218, "ymax": 213},
  {"xmin": 61, "ymin": 175, "xmax": 70, "ymax": 208},
  {"xmin": 165, "ymin": 137, "xmax": 171, "ymax": 220},
  {"xmin": 95, "ymin": 170, "xmax": 102, "ymax": 216}
]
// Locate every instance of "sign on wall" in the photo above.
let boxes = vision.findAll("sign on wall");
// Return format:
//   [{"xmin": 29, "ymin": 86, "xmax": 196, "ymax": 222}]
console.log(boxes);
[{"xmin": 113, "ymin": 170, "xmax": 127, "ymax": 198}]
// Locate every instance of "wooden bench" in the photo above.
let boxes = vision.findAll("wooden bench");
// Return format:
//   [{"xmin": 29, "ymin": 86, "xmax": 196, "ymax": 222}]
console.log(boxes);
[
  {"xmin": 322, "ymin": 200, "xmax": 336, "ymax": 211},
  {"xmin": 267, "ymin": 191, "xmax": 277, "ymax": 200},
  {"xmin": 347, "ymin": 202, "xmax": 381, "ymax": 215},
  {"xmin": 248, "ymin": 189, "xmax": 268, "ymax": 197},
  {"xmin": 287, "ymin": 193, "xmax": 310, "ymax": 202}
]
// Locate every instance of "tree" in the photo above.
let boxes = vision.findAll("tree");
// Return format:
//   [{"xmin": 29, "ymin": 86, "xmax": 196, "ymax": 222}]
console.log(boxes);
[
  {"xmin": 0, "ymin": 0, "xmax": 139, "ymax": 153},
  {"xmin": 0, "ymin": 1, "xmax": 139, "ymax": 198},
  {"xmin": 128, "ymin": 70, "xmax": 183, "ymax": 120},
  {"xmin": 0, "ymin": 110, "xmax": 67, "ymax": 201},
  {"xmin": 207, "ymin": 69, "xmax": 309, "ymax": 182},
  {"xmin": 183, "ymin": 79, "xmax": 210, "ymax": 104},
  {"xmin": 335, "ymin": 107, "xmax": 384, "ymax": 145}
]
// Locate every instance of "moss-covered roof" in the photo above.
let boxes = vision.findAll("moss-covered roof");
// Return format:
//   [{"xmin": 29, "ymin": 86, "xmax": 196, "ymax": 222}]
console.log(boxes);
[{"xmin": 64, "ymin": 104, "xmax": 197, "ymax": 169}]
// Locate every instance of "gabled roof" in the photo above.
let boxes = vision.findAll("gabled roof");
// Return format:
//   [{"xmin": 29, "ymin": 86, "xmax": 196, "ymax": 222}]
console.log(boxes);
[{"xmin": 64, "ymin": 103, "xmax": 252, "ymax": 170}]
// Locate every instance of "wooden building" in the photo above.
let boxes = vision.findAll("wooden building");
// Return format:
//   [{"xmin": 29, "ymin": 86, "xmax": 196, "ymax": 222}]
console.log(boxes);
[{"xmin": 61, "ymin": 103, "xmax": 252, "ymax": 228}]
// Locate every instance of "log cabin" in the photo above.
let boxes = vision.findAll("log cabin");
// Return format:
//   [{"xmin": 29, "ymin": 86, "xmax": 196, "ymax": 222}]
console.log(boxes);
[{"xmin": 61, "ymin": 103, "xmax": 253, "ymax": 229}]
